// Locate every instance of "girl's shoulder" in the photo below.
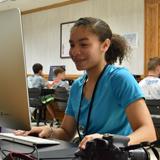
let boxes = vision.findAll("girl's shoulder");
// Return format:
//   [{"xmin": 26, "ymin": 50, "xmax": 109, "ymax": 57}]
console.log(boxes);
[
  {"xmin": 73, "ymin": 74, "xmax": 86, "ymax": 85},
  {"xmin": 70, "ymin": 74, "xmax": 86, "ymax": 91},
  {"xmin": 105, "ymin": 65, "xmax": 131, "ymax": 78}
]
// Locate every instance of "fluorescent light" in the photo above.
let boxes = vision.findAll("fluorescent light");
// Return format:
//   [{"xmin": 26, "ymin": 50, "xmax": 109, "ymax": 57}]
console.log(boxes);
[{"xmin": 0, "ymin": 0, "xmax": 8, "ymax": 3}]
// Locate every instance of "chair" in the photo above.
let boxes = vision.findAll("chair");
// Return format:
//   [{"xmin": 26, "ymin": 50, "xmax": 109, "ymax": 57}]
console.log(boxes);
[
  {"xmin": 53, "ymin": 87, "xmax": 69, "ymax": 111},
  {"xmin": 145, "ymin": 99, "xmax": 160, "ymax": 139},
  {"xmin": 28, "ymin": 88, "xmax": 46, "ymax": 126}
]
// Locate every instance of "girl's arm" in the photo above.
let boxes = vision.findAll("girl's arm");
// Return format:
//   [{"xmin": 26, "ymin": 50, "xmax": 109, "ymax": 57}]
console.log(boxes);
[
  {"xmin": 15, "ymin": 115, "xmax": 77, "ymax": 142},
  {"xmin": 78, "ymin": 98, "xmax": 157, "ymax": 149},
  {"xmin": 126, "ymin": 98, "xmax": 157, "ymax": 145}
]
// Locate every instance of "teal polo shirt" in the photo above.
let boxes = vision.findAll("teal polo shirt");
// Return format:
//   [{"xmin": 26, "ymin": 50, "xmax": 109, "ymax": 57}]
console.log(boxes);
[{"xmin": 65, "ymin": 65, "xmax": 144, "ymax": 137}]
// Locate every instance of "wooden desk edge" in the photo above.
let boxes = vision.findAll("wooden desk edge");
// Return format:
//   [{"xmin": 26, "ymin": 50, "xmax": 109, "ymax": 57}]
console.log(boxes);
[{"xmin": 27, "ymin": 74, "xmax": 81, "ymax": 80}]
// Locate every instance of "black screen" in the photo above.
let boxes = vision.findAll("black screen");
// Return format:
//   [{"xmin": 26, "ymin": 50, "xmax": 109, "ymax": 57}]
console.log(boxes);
[{"xmin": 48, "ymin": 65, "xmax": 65, "ymax": 81}]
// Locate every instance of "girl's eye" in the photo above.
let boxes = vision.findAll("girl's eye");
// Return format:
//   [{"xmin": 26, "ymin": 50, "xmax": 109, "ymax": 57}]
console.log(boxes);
[
  {"xmin": 81, "ymin": 43, "xmax": 88, "ymax": 47},
  {"xmin": 70, "ymin": 44, "xmax": 74, "ymax": 48}
]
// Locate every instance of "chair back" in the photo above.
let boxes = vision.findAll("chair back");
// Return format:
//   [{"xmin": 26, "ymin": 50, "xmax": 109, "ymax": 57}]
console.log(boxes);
[
  {"xmin": 54, "ymin": 87, "xmax": 69, "ymax": 100},
  {"xmin": 28, "ymin": 88, "xmax": 43, "ymax": 108},
  {"xmin": 145, "ymin": 99, "xmax": 160, "ymax": 119},
  {"xmin": 54, "ymin": 87, "xmax": 69, "ymax": 111},
  {"xmin": 145, "ymin": 99, "xmax": 160, "ymax": 138}
]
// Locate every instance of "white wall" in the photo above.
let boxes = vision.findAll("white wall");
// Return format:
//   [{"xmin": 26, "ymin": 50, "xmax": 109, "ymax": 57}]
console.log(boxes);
[{"xmin": 22, "ymin": 0, "xmax": 144, "ymax": 75}]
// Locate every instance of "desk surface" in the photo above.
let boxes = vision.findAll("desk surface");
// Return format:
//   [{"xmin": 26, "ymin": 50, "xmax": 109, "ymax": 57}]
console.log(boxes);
[
  {"xmin": 0, "ymin": 139, "xmax": 159, "ymax": 160},
  {"xmin": 0, "ymin": 139, "xmax": 77, "ymax": 159}
]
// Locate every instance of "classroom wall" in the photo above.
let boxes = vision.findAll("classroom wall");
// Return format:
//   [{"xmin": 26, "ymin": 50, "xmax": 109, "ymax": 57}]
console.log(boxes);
[{"xmin": 22, "ymin": 0, "xmax": 144, "ymax": 75}]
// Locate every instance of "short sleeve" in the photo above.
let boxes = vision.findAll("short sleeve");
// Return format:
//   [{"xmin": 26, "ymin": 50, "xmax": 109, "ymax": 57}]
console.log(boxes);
[
  {"xmin": 111, "ymin": 68, "xmax": 144, "ymax": 108},
  {"xmin": 40, "ymin": 77, "xmax": 48, "ymax": 88},
  {"xmin": 65, "ymin": 88, "xmax": 75, "ymax": 117},
  {"xmin": 27, "ymin": 76, "xmax": 33, "ymax": 88}
]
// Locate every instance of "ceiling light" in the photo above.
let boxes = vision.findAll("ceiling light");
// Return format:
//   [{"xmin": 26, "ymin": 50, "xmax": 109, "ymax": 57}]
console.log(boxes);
[
  {"xmin": 0, "ymin": 0, "xmax": 16, "ymax": 3},
  {"xmin": 0, "ymin": 0, "xmax": 8, "ymax": 3}
]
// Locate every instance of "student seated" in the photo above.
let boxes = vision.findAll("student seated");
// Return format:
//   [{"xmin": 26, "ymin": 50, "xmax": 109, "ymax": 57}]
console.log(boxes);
[
  {"xmin": 28, "ymin": 63, "xmax": 58, "ymax": 126},
  {"xmin": 51, "ymin": 67, "xmax": 69, "ymax": 90},
  {"xmin": 139, "ymin": 57, "xmax": 160, "ymax": 99},
  {"xmin": 17, "ymin": 17, "xmax": 156, "ymax": 149}
]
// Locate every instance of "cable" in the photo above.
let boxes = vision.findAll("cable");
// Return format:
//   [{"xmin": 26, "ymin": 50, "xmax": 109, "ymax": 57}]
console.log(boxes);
[
  {"xmin": 0, "ymin": 149, "xmax": 9, "ymax": 159},
  {"xmin": 33, "ymin": 145, "xmax": 39, "ymax": 160},
  {"xmin": 0, "ymin": 145, "xmax": 39, "ymax": 160},
  {"xmin": 40, "ymin": 156, "xmax": 76, "ymax": 160}
]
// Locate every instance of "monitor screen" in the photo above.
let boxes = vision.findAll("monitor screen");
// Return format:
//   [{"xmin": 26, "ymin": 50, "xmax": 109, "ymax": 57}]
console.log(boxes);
[
  {"xmin": 133, "ymin": 74, "xmax": 141, "ymax": 83},
  {"xmin": 48, "ymin": 65, "xmax": 65, "ymax": 81},
  {"xmin": 0, "ymin": 8, "xmax": 31, "ymax": 131}
]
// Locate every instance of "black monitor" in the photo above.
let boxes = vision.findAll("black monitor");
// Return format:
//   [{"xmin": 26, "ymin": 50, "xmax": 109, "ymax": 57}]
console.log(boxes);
[
  {"xmin": 48, "ymin": 65, "xmax": 65, "ymax": 81},
  {"xmin": 133, "ymin": 75, "xmax": 141, "ymax": 83}
]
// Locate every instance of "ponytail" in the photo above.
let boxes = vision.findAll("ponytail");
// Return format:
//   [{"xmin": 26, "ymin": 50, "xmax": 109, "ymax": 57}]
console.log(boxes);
[{"xmin": 105, "ymin": 34, "xmax": 130, "ymax": 64}]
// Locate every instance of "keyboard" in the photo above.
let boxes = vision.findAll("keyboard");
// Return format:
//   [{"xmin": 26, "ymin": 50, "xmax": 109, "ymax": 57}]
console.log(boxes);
[{"xmin": 0, "ymin": 133, "xmax": 60, "ymax": 147}]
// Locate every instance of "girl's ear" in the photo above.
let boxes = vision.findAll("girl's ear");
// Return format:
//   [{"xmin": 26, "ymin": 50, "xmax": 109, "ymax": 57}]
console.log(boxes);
[{"xmin": 101, "ymin": 39, "xmax": 111, "ymax": 53}]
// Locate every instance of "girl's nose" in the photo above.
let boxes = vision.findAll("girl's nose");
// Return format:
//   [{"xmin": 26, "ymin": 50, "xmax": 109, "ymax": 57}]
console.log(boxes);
[{"xmin": 70, "ymin": 47, "xmax": 81, "ymax": 57}]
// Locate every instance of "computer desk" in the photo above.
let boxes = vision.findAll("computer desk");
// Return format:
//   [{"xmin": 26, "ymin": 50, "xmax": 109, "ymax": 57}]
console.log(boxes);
[
  {"xmin": 0, "ymin": 139, "xmax": 78, "ymax": 159},
  {"xmin": 0, "ymin": 138, "xmax": 159, "ymax": 159}
]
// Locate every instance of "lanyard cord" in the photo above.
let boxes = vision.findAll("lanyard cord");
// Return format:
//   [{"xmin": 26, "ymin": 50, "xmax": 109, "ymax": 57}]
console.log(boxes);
[
  {"xmin": 76, "ymin": 75, "xmax": 87, "ymax": 141},
  {"xmin": 76, "ymin": 64, "xmax": 108, "ymax": 141}
]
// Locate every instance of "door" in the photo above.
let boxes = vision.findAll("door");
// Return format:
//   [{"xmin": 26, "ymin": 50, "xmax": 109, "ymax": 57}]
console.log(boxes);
[{"xmin": 145, "ymin": 0, "xmax": 160, "ymax": 74}]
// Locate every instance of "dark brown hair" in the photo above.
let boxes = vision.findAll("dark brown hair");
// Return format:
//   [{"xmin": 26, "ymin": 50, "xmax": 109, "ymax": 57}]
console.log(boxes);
[
  {"xmin": 54, "ymin": 67, "xmax": 65, "ymax": 76},
  {"xmin": 72, "ymin": 17, "xmax": 130, "ymax": 64},
  {"xmin": 148, "ymin": 57, "xmax": 160, "ymax": 71},
  {"xmin": 32, "ymin": 63, "xmax": 43, "ymax": 74}
]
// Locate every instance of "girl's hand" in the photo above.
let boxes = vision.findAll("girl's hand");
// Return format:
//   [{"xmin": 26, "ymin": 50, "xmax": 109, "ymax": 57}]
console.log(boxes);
[
  {"xmin": 79, "ymin": 133, "xmax": 103, "ymax": 149},
  {"xmin": 15, "ymin": 125, "xmax": 52, "ymax": 138}
]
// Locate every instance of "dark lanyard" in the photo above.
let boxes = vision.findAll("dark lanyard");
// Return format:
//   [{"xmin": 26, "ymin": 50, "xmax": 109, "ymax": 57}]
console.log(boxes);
[{"xmin": 76, "ymin": 64, "xmax": 108, "ymax": 141}]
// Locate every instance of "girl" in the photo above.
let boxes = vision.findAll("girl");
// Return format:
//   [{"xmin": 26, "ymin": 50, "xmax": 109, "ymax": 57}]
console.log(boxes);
[{"xmin": 16, "ymin": 17, "xmax": 156, "ymax": 149}]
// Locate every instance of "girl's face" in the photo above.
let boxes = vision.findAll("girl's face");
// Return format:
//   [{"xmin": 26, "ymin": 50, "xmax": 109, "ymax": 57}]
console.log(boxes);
[{"xmin": 69, "ymin": 27, "xmax": 109, "ymax": 71}]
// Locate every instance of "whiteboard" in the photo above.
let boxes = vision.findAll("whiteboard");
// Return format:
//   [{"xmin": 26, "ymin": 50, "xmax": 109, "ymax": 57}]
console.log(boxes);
[{"xmin": 60, "ymin": 21, "xmax": 75, "ymax": 58}]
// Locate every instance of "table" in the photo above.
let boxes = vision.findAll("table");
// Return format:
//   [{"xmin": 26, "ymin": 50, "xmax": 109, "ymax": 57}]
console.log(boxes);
[
  {"xmin": 0, "ymin": 139, "xmax": 159, "ymax": 160},
  {"xmin": 0, "ymin": 139, "xmax": 78, "ymax": 159}
]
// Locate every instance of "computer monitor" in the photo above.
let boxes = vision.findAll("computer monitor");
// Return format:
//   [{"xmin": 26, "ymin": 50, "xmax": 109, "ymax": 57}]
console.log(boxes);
[
  {"xmin": 48, "ymin": 65, "xmax": 65, "ymax": 81},
  {"xmin": 0, "ymin": 8, "xmax": 31, "ymax": 131}
]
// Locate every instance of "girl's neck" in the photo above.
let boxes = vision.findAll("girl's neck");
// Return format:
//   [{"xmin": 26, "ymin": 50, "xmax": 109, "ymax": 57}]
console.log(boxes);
[{"xmin": 86, "ymin": 62, "xmax": 107, "ymax": 82}]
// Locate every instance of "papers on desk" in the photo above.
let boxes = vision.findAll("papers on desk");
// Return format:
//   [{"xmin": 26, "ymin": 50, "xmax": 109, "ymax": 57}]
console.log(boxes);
[{"xmin": 0, "ymin": 133, "xmax": 60, "ymax": 147}]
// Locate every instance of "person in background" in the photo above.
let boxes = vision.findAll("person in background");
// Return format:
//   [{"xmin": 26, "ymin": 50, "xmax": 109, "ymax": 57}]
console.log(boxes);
[
  {"xmin": 51, "ymin": 67, "xmax": 69, "ymax": 90},
  {"xmin": 17, "ymin": 17, "xmax": 156, "ymax": 149},
  {"xmin": 139, "ymin": 57, "xmax": 160, "ymax": 99},
  {"xmin": 28, "ymin": 63, "xmax": 58, "ymax": 126}
]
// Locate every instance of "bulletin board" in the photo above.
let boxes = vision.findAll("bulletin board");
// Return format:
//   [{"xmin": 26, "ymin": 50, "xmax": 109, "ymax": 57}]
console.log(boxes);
[{"xmin": 123, "ymin": 32, "xmax": 138, "ymax": 48}]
